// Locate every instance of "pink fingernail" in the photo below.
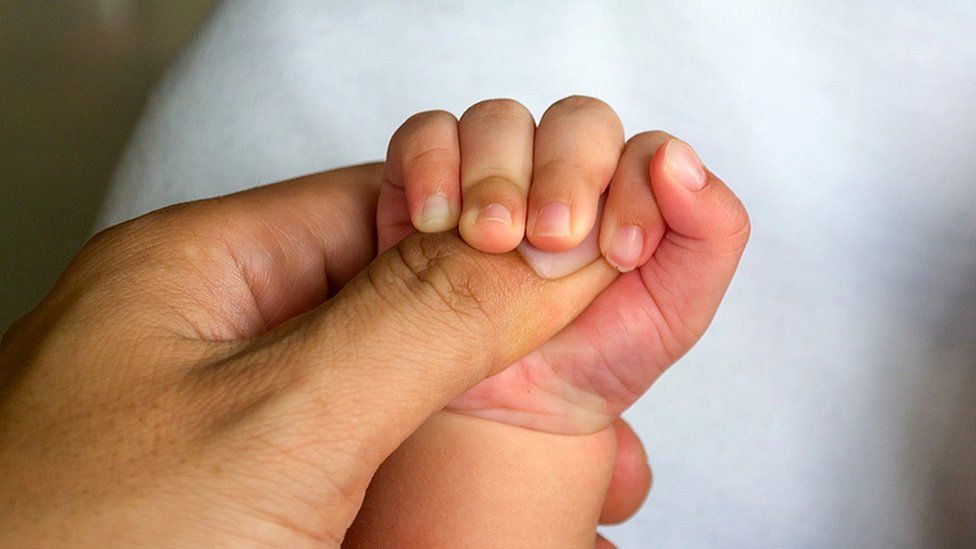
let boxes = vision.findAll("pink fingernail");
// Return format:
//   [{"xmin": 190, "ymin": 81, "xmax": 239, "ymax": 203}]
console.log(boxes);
[
  {"xmin": 606, "ymin": 225, "xmax": 644, "ymax": 272},
  {"xmin": 666, "ymin": 140, "xmax": 707, "ymax": 191},
  {"xmin": 533, "ymin": 203, "xmax": 571, "ymax": 237},
  {"xmin": 417, "ymin": 194, "xmax": 454, "ymax": 232},
  {"xmin": 477, "ymin": 203, "xmax": 513, "ymax": 226},
  {"xmin": 518, "ymin": 197, "xmax": 606, "ymax": 279}
]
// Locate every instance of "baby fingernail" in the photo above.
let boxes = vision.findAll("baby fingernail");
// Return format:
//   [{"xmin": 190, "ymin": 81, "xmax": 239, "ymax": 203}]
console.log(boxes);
[
  {"xmin": 533, "ymin": 203, "xmax": 571, "ymax": 237},
  {"xmin": 476, "ymin": 203, "xmax": 513, "ymax": 226},
  {"xmin": 666, "ymin": 140, "xmax": 707, "ymax": 191},
  {"xmin": 417, "ymin": 194, "xmax": 453, "ymax": 231},
  {"xmin": 607, "ymin": 224, "xmax": 644, "ymax": 272}
]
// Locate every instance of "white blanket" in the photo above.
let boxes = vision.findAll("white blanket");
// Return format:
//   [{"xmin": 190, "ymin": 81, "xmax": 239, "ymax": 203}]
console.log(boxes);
[{"xmin": 98, "ymin": 1, "xmax": 976, "ymax": 546}]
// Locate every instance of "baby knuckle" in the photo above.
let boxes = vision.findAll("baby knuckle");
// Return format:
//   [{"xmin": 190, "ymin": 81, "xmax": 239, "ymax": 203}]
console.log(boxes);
[
  {"xmin": 550, "ymin": 95, "xmax": 617, "ymax": 119},
  {"xmin": 706, "ymin": 180, "xmax": 751, "ymax": 249},
  {"xmin": 402, "ymin": 146, "xmax": 457, "ymax": 180},
  {"xmin": 628, "ymin": 130, "xmax": 671, "ymax": 149},
  {"xmin": 462, "ymin": 98, "xmax": 532, "ymax": 122},
  {"xmin": 553, "ymin": 94, "xmax": 606, "ymax": 111},
  {"xmin": 398, "ymin": 109, "xmax": 456, "ymax": 135},
  {"xmin": 724, "ymin": 196, "xmax": 752, "ymax": 245}
]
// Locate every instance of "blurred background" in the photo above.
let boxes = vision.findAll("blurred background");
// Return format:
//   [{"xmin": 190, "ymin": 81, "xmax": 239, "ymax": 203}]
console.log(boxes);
[
  {"xmin": 2, "ymin": 2, "xmax": 974, "ymax": 547},
  {"xmin": 0, "ymin": 1, "xmax": 216, "ymax": 330}
]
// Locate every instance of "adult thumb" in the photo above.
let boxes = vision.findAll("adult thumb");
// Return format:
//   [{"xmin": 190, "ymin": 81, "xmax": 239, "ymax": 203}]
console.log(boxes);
[{"xmin": 228, "ymin": 229, "xmax": 616, "ymax": 505}]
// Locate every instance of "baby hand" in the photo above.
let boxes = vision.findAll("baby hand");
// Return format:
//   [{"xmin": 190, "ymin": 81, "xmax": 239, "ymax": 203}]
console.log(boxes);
[{"xmin": 376, "ymin": 96, "xmax": 749, "ymax": 434}]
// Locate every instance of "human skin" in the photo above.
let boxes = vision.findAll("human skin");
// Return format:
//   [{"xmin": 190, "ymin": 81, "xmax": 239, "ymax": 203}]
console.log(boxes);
[
  {"xmin": 0, "ymin": 97, "xmax": 747, "ymax": 547},
  {"xmin": 0, "ymin": 164, "xmax": 631, "ymax": 546},
  {"xmin": 347, "ymin": 97, "xmax": 750, "ymax": 547}
]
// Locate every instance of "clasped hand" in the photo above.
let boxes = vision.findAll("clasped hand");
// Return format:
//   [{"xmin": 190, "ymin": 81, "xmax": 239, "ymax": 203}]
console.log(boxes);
[{"xmin": 0, "ymin": 96, "xmax": 748, "ymax": 547}]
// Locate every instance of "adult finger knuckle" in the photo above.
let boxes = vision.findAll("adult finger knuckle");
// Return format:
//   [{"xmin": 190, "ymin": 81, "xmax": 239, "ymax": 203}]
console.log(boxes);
[
  {"xmin": 85, "ymin": 212, "xmax": 157, "ymax": 255},
  {"xmin": 77, "ymin": 201, "xmax": 241, "ymax": 297},
  {"xmin": 73, "ymin": 209, "xmax": 174, "ymax": 275},
  {"xmin": 388, "ymin": 233, "xmax": 500, "ymax": 327}
]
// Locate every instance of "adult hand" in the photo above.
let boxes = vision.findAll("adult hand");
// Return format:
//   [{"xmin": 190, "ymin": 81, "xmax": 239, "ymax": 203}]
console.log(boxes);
[{"xmin": 0, "ymin": 164, "xmax": 619, "ymax": 546}]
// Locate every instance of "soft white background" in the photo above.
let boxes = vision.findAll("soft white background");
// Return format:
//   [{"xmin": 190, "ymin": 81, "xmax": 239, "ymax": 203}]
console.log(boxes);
[{"xmin": 99, "ymin": 1, "xmax": 976, "ymax": 547}]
